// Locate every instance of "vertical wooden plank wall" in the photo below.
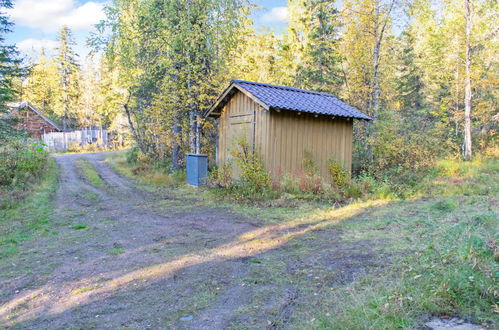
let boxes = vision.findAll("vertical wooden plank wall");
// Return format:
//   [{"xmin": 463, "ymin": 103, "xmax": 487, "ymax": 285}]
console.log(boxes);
[
  {"xmin": 217, "ymin": 90, "xmax": 353, "ymax": 180},
  {"xmin": 265, "ymin": 111, "xmax": 353, "ymax": 179}
]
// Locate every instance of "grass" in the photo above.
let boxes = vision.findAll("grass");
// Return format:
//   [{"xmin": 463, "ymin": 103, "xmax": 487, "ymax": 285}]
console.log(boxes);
[
  {"xmin": 75, "ymin": 159, "xmax": 105, "ymax": 188},
  {"xmin": 309, "ymin": 196, "xmax": 497, "ymax": 329},
  {"xmin": 0, "ymin": 159, "xmax": 59, "ymax": 258},
  {"xmin": 105, "ymin": 152, "xmax": 185, "ymax": 188},
  {"xmin": 107, "ymin": 247, "xmax": 124, "ymax": 255},
  {"xmin": 104, "ymin": 151, "xmax": 498, "ymax": 328},
  {"xmin": 72, "ymin": 285, "xmax": 101, "ymax": 295},
  {"xmin": 71, "ymin": 223, "xmax": 89, "ymax": 230}
]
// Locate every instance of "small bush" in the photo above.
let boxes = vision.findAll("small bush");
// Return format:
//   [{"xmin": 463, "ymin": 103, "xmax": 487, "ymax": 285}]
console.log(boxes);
[
  {"xmin": 327, "ymin": 157, "xmax": 350, "ymax": 187},
  {"xmin": 208, "ymin": 162, "xmax": 233, "ymax": 188},
  {"xmin": 231, "ymin": 139, "xmax": 273, "ymax": 199},
  {"xmin": 0, "ymin": 138, "xmax": 48, "ymax": 206},
  {"xmin": 67, "ymin": 140, "xmax": 107, "ymax": 153},
  {"xmin": 126, "ymin": 146, "xmax": 142, "ymax": 165}
]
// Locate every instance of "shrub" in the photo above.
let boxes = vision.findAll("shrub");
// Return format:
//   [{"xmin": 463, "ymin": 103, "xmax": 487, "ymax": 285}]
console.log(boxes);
[
  {"xmin": 0, "ymin": 138, "xmax": 48, "ymax": 206},
  {"xmin": 327, "ymin": 157, "xmax": 350, "ymax": 188},
  {"xmin": 303, "ymin": 149, "xmax": 318, "ymax": 175},
  {"xmin": 126, "ymin": 146, "xmax": 142, "ymax": 165},
  {"xmin": 231, "ymin": 139, "xmax": 273, "ymax": 199},
  {"xmin": 208, "ymin": 162, "xmax": 233, "ymax": 188}
]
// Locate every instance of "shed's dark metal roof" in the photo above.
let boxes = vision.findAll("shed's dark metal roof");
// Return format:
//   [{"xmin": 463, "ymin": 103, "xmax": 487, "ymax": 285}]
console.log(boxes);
[{"xmin": 205, "ymin": 80, "xmax": 371, "ymax": 120}]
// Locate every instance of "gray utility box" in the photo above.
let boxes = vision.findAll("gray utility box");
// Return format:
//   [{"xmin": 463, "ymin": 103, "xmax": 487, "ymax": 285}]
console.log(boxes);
[{"xmin": 186, "ymin": 153, "xmax": 208, "ymax": 187}]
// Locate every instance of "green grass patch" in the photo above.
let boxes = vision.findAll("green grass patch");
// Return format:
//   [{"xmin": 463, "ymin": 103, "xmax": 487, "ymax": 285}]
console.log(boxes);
[
  {"xmin": 105, "ymin": 152, "xmax": 185, "ymax": 188},
  {"xmin": 71, "ymin": 223, "xmax": 89, "ymax": 230},
  {"xmin": 106, "ymin": 247, "xmax": 124, "ymax": 255},
  {"xmin": 310, "ymin": 197, "xmax": 497, "ymax": 329},
  {"xmin": 75, "ymin": 159, "xmax": 105, "ymax": 188},
  {"xmin": 72, "ymin": 284, "xmax": 101, "ymax": 295},
  {"xmin": 0, "ymin": 159, "xmax": 59, "ymax": 258},
  {"xmin": 431, "ymin": 198, "xmax": 458, "ymax": 212}
]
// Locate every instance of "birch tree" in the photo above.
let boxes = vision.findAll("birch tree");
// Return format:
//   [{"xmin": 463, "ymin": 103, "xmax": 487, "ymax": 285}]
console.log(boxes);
[{"xmin": 463, "ymin": 0, "xmax": 472, "ymax": 160}]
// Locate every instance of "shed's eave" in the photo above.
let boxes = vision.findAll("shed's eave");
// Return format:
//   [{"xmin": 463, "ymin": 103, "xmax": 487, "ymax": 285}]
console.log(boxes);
[{"xmin": 204, "ymin": 80, "xmax": 371, "ymax": 121}]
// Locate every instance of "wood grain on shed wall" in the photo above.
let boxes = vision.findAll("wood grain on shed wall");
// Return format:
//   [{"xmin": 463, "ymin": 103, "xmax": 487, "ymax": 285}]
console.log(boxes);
[
  {"xmin": 217, "ymin": 90, "xmax": 353, "ymax": 180},
  {"xmin": 264, "ymin": 111, "xmax": 352, "ymax": 180}
]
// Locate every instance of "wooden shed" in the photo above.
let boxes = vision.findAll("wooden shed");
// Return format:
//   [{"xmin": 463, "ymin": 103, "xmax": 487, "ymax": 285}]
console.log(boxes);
[
  {"xmin": 204, "ymin": 80, "xmax": 371, "ymax": 180},
  {"xmin": 6, "ymin": 102, "xmax": 61, "ymax": 138}
]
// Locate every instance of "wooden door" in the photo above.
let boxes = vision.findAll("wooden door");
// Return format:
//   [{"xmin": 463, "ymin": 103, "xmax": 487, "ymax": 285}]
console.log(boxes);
[{"xmin": 227, "ymin": 113, "xmax": 255, "ymax": 178}]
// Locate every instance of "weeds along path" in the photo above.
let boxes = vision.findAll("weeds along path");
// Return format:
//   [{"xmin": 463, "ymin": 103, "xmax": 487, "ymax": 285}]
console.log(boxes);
[{"xmin": 0, "ymin": 152, "xmax": 386, "ymax": 329}]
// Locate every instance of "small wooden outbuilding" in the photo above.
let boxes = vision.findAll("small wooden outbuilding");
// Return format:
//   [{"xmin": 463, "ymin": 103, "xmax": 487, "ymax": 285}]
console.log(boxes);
[
  {"xmin": 6, "ymin": 102, "xmax": 61, "ymax": 138},
  {"xmin": 204, "ymin": 80, "xmax": 371, "ymax": 179}
]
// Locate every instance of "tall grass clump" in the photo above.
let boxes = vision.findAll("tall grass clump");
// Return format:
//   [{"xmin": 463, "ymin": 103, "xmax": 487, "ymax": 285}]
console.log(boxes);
[{"xmin": 106, "ymin": 147, "xmax": 185, "ymax": 187}]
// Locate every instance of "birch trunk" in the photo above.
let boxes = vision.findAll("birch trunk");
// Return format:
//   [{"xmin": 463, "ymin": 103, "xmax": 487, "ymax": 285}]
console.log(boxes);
[
  {"xmin": 189, "ymin": 110, "xmax": 196, "ymax": 153},
  {"xmin": 172, "ymin": 117, "xmax": 181, "ymax": 170},
  {"xmin": 195, "ymin": 113, "xmax": 201, "ymax": 154},
  {"xmin": 372, "ymin": 0, "xmax": 381, "ymax": 123},
  {"xmin": 463, "ymin": 0, "xmax": 472, "ymax": 161}
]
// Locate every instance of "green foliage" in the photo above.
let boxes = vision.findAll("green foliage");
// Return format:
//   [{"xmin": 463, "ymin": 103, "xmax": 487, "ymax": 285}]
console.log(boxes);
[
  {"xmin": 0, "ymin": 138, "xmax": 48, "ymax": 206},
  {"xmin": 125, "ymin": 146, "xmax": 142, "ymax": 165},
  {"xmin": 0, "ymin": 0, "xmax": 23, "ymax": 139},
  {"xmin": 294, "ymin": 0, "xmax": 343, "ymax": 92},
  {"xmin": 302, "ymin": 149, "xmax": 318, "ymax": 175},
  {"xmin": 208, "ymin": 162, "xmax": 233, "ymax": 188},
  {"xmin": 327, "ymin": 157, "xmax": 350, "ymax": 187},
  {"xmin": 230, "ymin": 139, "xmax": 273, "ymax": 199},
  {"xmin": 0, "ymin": 158, "xmax": 58, "ymax": 257},
  {"xmin": 54, "ymin": 26, "xmax": 80, "ymax": 130}
]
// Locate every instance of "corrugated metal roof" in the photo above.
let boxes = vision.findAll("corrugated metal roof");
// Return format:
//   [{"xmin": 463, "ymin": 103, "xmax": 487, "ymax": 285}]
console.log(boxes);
[{"xmin": 206, "ymin": 80, "xmax": 371, "ymax": 120}]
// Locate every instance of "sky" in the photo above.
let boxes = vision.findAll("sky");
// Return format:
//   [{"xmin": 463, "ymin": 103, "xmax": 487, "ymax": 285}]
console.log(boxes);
[{"xmin": 5, "ymin": 0, "xmax": 289, "ymax": 62}]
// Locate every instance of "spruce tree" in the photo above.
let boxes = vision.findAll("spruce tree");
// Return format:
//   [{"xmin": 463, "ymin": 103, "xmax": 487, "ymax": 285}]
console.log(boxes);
[
  {"xmin": 295, "ymin": 0, "xmax": 343, "ymax": 93},
  {"xmin": 55, "ymin": 26, "xmax": 80, "ymax": 130},
  {"xmin": 0, "ymin": 0, "xmax": 22, "ymax": 139}
]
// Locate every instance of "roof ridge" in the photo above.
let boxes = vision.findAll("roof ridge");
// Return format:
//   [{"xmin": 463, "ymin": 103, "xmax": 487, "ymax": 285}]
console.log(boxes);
[{"xmin": 232, "ymin": 80, "xmax": 339, "ymax": 98}]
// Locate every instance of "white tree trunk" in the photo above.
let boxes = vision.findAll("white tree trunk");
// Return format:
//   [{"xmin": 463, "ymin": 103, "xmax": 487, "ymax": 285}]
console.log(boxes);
[
  {"xmin": 464, "ymin": 0, "xmax": 472, "ymax": 161},
  {"xmin": 195, "ymin": 113, "xmax": 201, "ymax": 154},
  {"xmin": 189, "ymin": 110, "xmax": 196, "ymax": 153}
]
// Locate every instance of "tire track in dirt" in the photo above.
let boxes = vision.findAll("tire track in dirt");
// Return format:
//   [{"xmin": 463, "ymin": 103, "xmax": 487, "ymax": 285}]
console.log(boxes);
[{"xmin": 0, "ymin": 152, "xmax": 264, "ymax": 329}]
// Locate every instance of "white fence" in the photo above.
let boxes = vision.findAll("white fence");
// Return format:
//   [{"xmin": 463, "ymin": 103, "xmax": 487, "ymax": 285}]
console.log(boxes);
[{"xmin": 42, "ymin": 128, "xmax": 108, "ymax": 152}]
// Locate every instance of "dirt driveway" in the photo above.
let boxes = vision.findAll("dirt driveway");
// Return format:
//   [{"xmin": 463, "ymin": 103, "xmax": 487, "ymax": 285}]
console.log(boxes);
[{"xmin": 0, "ymin": 152, "xmax": 385, "ymax": 329}]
